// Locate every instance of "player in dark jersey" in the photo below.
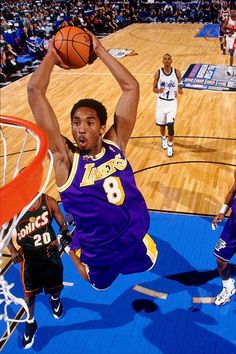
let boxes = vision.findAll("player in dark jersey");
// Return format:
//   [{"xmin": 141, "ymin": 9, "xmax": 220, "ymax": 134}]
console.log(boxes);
[
  {"xmin": 28, "ymin": 29, "xmax": 158, "ymax": 291},
  {"xmin": 217, "ymin": 2, "xmax": 230, "ymax": 54},
  {"xmin": 7, "ymin": 193, "xmax": 68, "ymax": 349},
  {"xmin": 212, "ymin": 170, "xmax": 236, "ymax": 306}
]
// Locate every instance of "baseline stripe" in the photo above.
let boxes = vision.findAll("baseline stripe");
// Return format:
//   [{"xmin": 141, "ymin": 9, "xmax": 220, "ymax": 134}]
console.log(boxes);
[
  {"xmin": 133, "ymin": 284, "xmax": 168, "ymax": 299},
  {"xmin": 192, "ymin": 297, "xmax": 215, "ymax": 304}
]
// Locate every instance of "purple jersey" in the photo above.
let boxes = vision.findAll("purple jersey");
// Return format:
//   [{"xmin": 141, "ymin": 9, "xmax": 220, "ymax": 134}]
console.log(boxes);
[
  {"xmin": 58, "ymin": 139, "xmax": 150, "ymax": 266},
  {"xmin": 214, "ymin": 196, "xmax": 236, "ymax": 261}
]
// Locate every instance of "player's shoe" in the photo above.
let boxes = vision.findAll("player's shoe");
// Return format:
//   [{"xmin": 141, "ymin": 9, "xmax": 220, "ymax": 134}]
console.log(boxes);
[
  {"xmin": 22, "ymin": 319, "xmax": 37, "ymax": 349},
  {"xmin": 50, "ymin": 295, "xmax": 63, "ymax": 319},
  {"xmin": 226, "ymin": 67, "xmax": 234, "ymax": 78},
  {"xmin": 214, "ymin": 278, "xmax": 236, "ymax": 306},
  {"xmin": 161, "ymin": 136, "xmax": 168, "ymax": 150},
  {"xmin": 167, "ymin": 144, "xmax": 173, "ymax": 157}
]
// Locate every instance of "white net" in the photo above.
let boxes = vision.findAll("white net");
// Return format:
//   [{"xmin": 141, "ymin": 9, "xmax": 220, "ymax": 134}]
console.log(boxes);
[{"xmin": 0, "ymin": 116, "xmax": 53, "ymax": 342}]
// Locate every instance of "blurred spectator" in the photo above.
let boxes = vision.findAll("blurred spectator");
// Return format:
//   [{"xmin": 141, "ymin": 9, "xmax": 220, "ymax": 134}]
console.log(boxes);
[
  {"xmin": 164, "ymin": 3, "xmax": 175, "ymax": 23},
  {"xmin": 4, "ymin": 51, "xmax": 22, "ymax": 76}
]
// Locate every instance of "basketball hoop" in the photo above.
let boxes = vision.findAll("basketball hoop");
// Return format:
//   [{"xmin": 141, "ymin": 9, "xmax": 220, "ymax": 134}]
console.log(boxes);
[{"xmin": 0, "ymin": 114, "xmax": 54, "ymax": 343}]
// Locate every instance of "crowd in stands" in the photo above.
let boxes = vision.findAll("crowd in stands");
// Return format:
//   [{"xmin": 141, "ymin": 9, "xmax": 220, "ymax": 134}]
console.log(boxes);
[{"xmin": 0, "ymin": 0, "xmax": 235, "ymax": 87}]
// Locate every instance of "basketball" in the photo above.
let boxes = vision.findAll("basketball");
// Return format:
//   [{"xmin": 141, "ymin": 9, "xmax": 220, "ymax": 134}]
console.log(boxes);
[{"xmin": 54, "ymin": 27, "xmax": 91, "ymax": 69}]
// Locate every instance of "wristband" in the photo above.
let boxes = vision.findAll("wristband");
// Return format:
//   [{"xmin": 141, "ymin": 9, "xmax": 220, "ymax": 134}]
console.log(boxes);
[{"xmin": 219, "ymin": 204, "xmax": 229, "ymax": 215}]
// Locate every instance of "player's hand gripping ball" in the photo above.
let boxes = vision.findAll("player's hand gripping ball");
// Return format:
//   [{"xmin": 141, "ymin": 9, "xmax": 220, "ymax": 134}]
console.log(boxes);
[{"xmin": 54, "ymin": 26, "xmax": 92, "ymax": 69}]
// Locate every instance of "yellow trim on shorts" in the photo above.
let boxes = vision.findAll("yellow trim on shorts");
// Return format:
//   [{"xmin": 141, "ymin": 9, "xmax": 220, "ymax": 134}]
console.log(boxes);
[
  {"xmin": 143, "ymin": 234, "xmax": 158, "ymax": 267},
  {"xmin": 75, "ymin": 249, "xmax": 81, "ymax": 257}
]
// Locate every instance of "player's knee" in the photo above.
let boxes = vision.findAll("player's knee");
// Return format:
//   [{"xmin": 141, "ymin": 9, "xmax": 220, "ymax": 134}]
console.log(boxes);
[
  {"xmin": 229, "ymin": 49, "xmax": 234, "ymax": 57},
  {"xmin": 216, "ymin": 257, "xmax": 228, "ymax": 271},
  {"xmin": 167, "ymin": 123, "xmax": 174, "ymax": 136}
]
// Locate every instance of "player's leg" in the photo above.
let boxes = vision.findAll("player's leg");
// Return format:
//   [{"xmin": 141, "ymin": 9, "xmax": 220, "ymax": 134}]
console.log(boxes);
[
  {"xmin": 213, "ymin": 219, "xmax": 236, "ymax": 306},
  {"xmin": 166, "ymin": 100, "xmax": 177, "ymax": 157},
  {"xmin": 155, "ymin": 98, "xmax": 167, "ymax": 149},
  {"xmin": 226, "ymin": 36, "xmax": 235, "ymax": 76},
  {"xmin": 70, "ymin": 248, "xmax": 120, "ymax": 289},
  {"xmin": 23, "ymin": 295, "xmax": 38, "ymax": 349},
  {"xmin": 49, "ymin": 291, "xmax": 63, "ymax": 319},
  {"xmin": 21, "ymin": 262, "xmax": 39, "ymax": 349},
  {"xmin": 219, "ymin": 24, "xmax": 226, "ymax": 54},
  {"xmin": 214, "ymin": 257, "xmax": 235, "ymax": 306},
  {"xmin": 223, "ymin": 35, "xmax": 227, "ymax": 55},
  {"xmin": 160, "ymin": 125, "xmax": 168, "ymax": 149},
  {"xmin": 44, "ymin": 253, "xmax": 64, "ymax": 319},
  {"xmin": 86, "ymin": 264, "xmax": 120, "ymax": 290},
  {"xmin": 121, "ymin": 234, "xmax": 158, "ymax": 275},
  {"xmin": 70, "ymin": 249, "xmax": 90, "ymax": 281}
]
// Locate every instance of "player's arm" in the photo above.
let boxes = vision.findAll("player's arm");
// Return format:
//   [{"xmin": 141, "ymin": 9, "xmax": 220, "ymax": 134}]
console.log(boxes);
[
  {"xmin": 48, "ymin": 195, "xmax": 67, "ymax": 231},
  {"xmin": 176, "ymin": 69, "xmax": 183, "ymax": 95},
  {"xmin": 7, "ymin": 239, "xmax": 23, "ymax": 263},
  {"xmin": 27, "ymin": 42, "xmax": 72, "ymax": 186},
  {"xmin": 221, "ymin": 18, "xmax": 229, "ymax": 34},
  {"xmin": 153, "ymin": 70, "xmax": 161, "ymax": 93},
  {"xmin": 212, "ymin": 171, "xmax": 236, "ymax": 229},
  {"xmin": 217, "ymin": 10, "xmax": 222, "ymax": 23},
  {"xmin": 84, "ymin": 29, "xmax": 139, "ymax": 153},
  {"xmin": 46, "ymin": 195, "xmax": 70, "ymax": 257}
]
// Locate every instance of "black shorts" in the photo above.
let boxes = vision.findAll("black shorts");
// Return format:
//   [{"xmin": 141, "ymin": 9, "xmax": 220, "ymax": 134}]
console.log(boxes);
[{"xmin": 21, "ymin": 252, "xmax": 64, "ymax": 297}]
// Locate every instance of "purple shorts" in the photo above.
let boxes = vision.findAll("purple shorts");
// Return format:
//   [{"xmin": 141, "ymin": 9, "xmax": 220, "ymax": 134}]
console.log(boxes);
[
  {"xmin": 75, "ymin": 234, "xmax": 158, "ymax": 290},
  {"xmin": 214, "ymin": 212, "xmax": 236, "ymax": 261}
]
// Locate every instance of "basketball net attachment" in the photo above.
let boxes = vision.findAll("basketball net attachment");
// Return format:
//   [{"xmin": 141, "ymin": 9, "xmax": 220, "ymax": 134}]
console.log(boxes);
[{"xmin": 0, "ymin": 115, "xmax": 53, "ymax": 342}]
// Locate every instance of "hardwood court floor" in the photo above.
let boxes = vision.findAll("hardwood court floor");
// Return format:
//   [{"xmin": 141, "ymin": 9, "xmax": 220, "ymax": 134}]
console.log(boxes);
[{"xmin": 1, "ymin": 23, "xmax": 235, "ymax": 216}]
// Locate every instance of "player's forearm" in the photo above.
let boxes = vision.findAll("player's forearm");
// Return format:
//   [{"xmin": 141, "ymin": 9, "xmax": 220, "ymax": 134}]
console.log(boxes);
[
  {"xmin": 224, "ymin": 188, "xmax": 236, "ymax": 207},
  {"xmin": 7, "ymin": 241, "xmax": 17, "ymax": 253},
  {"xmin": 28, "ymin": 52, "xmax": 56, "ymax": 95}
]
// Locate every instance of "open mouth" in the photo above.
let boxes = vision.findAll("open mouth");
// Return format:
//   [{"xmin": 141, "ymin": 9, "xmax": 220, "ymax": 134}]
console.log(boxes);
[{"xmin": 78, "ymin": 137, "xmax": 87, "ymax": 149}]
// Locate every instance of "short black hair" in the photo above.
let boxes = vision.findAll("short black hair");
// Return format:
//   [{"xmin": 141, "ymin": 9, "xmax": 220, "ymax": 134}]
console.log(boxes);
[
  {"xmin": 70, "ymin": 99, "xmax": 107, "ymax": 125},
  {"xmin": 5, "ymin": 51, "xmax": 13, "ymax": 57}
]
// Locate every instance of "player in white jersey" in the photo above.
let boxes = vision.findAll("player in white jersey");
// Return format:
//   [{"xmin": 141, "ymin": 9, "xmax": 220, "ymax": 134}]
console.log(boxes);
[
  {"xmin": 217, "ymin": 2, "xmax": 230, "ymax": 54},
  {"xmin": 222, "ymin": 8, "xmax": 236, "ymax": 76},
  {"xmin": 153, "ymin": 53, "xmax": 183, "ymax": 157}
]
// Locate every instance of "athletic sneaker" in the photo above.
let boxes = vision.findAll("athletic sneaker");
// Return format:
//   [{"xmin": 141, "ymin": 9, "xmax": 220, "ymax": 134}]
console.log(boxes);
[
  {"xmin": 226, "ymin": 67, "xmax": 234, "ymax": 78},
  {"xmin": 215, "ymin": 278, "xmax": 236, "ymax": 306},
  {"xmin": 161, "ymin": 136, "xmax": 168, "ymax": 150},
  {"xmin": 167, "ymin": 144, "xmax": 173, "ymax": 157},
  {"xmin": 22, "ymin": 320, "xmax": 37, "ymax": 349},
  {"xmin": 50, "ymin": 295, "xmax": 63, "ymax": 319}
]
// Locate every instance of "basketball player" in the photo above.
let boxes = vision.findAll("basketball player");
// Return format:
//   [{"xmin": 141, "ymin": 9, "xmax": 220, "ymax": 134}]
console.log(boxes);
[
  {"xmin": 27, "ymin": 30, "xmax": 158, "ymax": 292},
  {"xmin": 217, "ymin": 2, "xmax": 230, "ymax": 54},
  {"xmin": 222, "ymin": 8, "xmax": 236, "ymax": 76},
  {"xmin": 153, "ymin": 53, "xmax": 183, "ymax": 157},
  {"xmin": 212, "ymin": 170, "xmax": 236, "ymax": 306},
  {"xmin": 7, "ymin": 193, "xmax": 68, "ymax": 349}
]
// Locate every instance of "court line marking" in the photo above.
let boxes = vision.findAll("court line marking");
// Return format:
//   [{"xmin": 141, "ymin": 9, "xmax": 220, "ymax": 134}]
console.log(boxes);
[
  {"xmin": 192, "ymin": 297, "xmax": 215, "ymax": 304},
  {"xmin": 133, "ymin": 284, "xmax": 168, "ymax": 299},
  {"xmin": 63, "ymin": 281, "xmax": 74, "ymax": 287},
  {"xmin": 52, "ymin": 71, "xmax": 153, "ymax": 76}
]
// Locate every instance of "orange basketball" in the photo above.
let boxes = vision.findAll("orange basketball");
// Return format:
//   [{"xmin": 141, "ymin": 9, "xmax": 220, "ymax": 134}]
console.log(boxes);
[{"xmin": 54, "ymin": 27, "xmax": 91, "ymax": 69}]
